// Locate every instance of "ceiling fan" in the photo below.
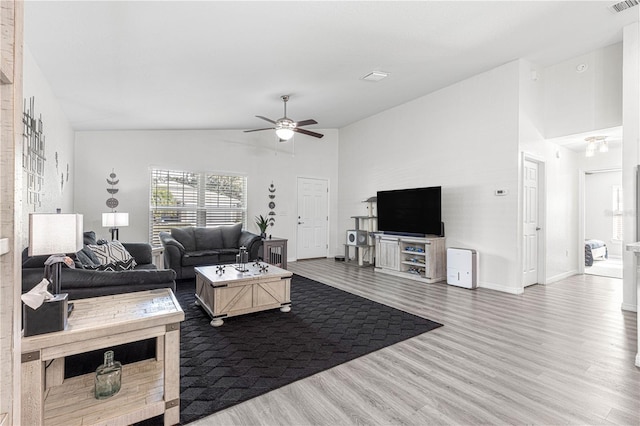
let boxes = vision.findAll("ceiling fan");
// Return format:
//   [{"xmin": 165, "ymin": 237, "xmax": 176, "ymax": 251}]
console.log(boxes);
[{"xmin": 244, "ymin": 95, "xmax": 324, "ymax": 141}]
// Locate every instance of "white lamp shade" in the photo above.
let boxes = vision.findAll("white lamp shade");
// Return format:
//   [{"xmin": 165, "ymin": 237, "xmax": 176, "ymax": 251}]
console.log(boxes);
[
  {"xmin": 28, "ymin": 213, "xmax": 83, "ymax": 256},
  {"xmin": 102, "ymin": 212, "xmax": 129, "ymax": 227}
]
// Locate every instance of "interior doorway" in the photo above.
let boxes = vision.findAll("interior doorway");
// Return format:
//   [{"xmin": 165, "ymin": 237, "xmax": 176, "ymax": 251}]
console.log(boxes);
[{"xmin": 581, "ymin": 169, "xmax": 623, "ymax": 279}]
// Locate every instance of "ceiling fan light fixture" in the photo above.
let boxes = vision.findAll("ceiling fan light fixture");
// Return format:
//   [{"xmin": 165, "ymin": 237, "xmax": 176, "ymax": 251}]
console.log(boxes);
[
  {"xmin": 275, "ymin": 127, "xmax": 294, "ymax": 140},
  {"xmin": 599, "ymin": 139, "xmax": 609, "ymax": 153},
  {"xmin": 275, "ymin": 118, "xmax": 295, "ymax": 140},
  {"xmin": 585, "ymin": 136, "xmax": 608, "ymax": 156}
]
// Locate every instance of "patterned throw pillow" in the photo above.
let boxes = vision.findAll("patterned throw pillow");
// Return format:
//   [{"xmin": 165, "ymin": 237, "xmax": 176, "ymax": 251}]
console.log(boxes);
[{"xmin": 87, "ymin": 241, "xmax": 137, "ymax": 271}]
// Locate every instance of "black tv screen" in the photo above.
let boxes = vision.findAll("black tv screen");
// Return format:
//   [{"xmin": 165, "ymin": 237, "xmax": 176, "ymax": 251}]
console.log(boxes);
[{"xmin": 377, "ymin": 186, "xmax": 442, "ymax": 236}]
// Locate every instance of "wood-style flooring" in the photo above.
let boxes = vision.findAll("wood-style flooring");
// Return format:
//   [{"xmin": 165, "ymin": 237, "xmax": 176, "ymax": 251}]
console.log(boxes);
[{"xmin": 190, "ymin": 258, "xmax": 639, "ymax": 425}]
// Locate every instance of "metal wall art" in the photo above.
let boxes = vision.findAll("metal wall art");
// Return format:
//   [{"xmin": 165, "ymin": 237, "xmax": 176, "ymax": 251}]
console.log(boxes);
[
  {"xmin": 267, "ymin": 182, "xmax": 276, "ymax": 228},
  {"xmin": 54, "ymin": 152, "xmax": 70, "ymax": 193},
  {"xmin": 106, "ymin": 170, "xmax": 120, "ymax": 209},
  {"xmin": 22, "ymin": 96, "xmax": 45, "ymax": 209}
]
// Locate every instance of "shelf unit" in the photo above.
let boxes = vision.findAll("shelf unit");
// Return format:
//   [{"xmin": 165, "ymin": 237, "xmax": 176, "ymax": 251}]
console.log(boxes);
[
  {"xmin": 344, "ymin": 197, "xmax": 377, "ymax": 266},
  {"xmin": 43, "ymin": 359, "xmax": 164, "ymax": 426},
  {"xmin": 345, "ymin": 216, "xmax": 376, "ymax": 266},
  {"xmin": 375, "ymin": 234, "xmax": 446, "ymax": 283}
]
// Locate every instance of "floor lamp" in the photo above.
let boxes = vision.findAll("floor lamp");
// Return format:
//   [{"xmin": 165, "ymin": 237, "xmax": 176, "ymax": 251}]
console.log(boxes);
[{"xmin": 102, "ymin": 212, "xmax": 129, "ymax": 241}]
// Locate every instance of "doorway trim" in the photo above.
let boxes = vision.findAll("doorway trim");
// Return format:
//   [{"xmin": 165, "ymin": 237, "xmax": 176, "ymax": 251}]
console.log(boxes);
[
  {"xmin": 578, "ymin": 167, "xmax": 623, "ymax": 275},
  {"xmin": 521, "ymin": 153, "xmax": 547, "ymax": 287}
]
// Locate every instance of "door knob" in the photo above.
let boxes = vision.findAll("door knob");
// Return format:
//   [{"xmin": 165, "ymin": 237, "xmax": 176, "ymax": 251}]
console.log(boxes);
[{"xmin": 536, "ymin": 227, "xmax": 541, "ymax": 231}]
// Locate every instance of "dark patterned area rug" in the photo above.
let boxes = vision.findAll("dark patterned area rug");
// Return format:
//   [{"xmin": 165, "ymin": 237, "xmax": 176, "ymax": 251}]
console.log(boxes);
[{"xmin": 143, "ymin": 274, "xmax": 442, "ymax": 425}]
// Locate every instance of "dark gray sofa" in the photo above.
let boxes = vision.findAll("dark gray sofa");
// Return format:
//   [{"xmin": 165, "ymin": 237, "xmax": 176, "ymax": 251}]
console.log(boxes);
[
  {"xmin": 159, "ymin": 224, "xmax": 262, "ymax": 280},
  {"xmin": 22, "ymin": 231, "xmax": 176, "ymax": 299}
]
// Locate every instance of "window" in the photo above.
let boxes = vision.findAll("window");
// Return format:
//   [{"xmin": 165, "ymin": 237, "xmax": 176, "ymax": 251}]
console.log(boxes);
[
  {"xmin": 149, "ymin": 168, "xmax": 247, "ymax": 246},
  {"xmin": 612, "ymin": 185, "xmax": 623, "ymax": 241}
]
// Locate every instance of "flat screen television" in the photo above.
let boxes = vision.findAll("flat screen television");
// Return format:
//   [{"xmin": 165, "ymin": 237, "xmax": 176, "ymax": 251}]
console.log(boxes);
[{"xmin": 377, "ymin": 186, "xmax": 442, "ymax": 237}]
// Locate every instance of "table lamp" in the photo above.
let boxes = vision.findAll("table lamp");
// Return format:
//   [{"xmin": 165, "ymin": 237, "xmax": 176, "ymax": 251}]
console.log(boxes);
[
  {"xmin": 102, "ymin": 212, "xmax": 129, "ymax": 240},
  {"xmin": 29, "ymin": 213, "xmax": 83, "ymax": 295},
  {"xmin": 25, "ymin": 213, "xmax": 83, "ymax": 336}
]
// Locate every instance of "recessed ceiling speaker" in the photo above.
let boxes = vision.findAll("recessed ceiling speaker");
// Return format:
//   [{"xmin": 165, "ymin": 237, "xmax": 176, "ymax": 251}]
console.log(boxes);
[{"xmin": 346, "ymin": 230, "xmax": 368, "ymax": 246}]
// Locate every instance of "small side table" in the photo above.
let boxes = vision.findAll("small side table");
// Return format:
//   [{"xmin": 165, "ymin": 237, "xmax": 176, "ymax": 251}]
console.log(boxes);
[
  {"xmin": 262, "ymin": 237, "xmax": 288, "ymax": 269},
  {"xmin": 152, "ymin": 246, "xmax": 165, "ymax": 269},
  {"xmin": 21, "ymin": 289, "xmax": 184, "ymax": 426}
]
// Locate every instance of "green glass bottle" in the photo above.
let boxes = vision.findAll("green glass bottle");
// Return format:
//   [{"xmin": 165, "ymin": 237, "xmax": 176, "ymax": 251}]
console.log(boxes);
[{"xmin": 94, "ymin": 350, "xmax": 122, "ymax": 399}]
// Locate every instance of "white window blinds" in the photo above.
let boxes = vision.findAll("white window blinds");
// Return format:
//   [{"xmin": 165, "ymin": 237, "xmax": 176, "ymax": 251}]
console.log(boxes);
[{"xmin": 149, "ymin": 169, "xmax": 247, "ymax": 246}]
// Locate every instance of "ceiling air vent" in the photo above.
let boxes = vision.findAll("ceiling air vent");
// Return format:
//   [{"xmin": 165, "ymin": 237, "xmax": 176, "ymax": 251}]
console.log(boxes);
[
  {"xmin": 608, "ymin": 0, "xmax": 639, "ymax": 13},
  {"xmin": 361, "ymin": 71, "xmax": 389, "ymax": 82}
]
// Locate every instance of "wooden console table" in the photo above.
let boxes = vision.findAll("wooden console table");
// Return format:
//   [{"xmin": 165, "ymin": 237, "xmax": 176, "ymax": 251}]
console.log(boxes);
[{"xmin": 21, "ymin": 289, "xmax": 184, "ymax": 426}]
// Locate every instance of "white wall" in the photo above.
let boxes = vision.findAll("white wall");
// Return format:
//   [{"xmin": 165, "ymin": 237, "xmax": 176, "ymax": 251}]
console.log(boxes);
[
  {"xmin": 73, "ymin": 130, "xmax": 339, "ymax": 261},
  {"xmin": 22, "ymin": 46, "xmax": 75, "ymax": 246},
  {"xmin": 585, "ymin": 171, "xmax": 623, "ymax": 258},
  {"xmin": 544, "ymin": 43, "xmax": 623, "ymax": 139},
  {"xmin": 339, "ymin": 60, "xmax": 521, "ymax": 293}
]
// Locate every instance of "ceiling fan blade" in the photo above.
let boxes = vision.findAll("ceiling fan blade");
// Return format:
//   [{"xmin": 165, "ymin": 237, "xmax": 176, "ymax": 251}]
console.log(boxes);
[
  {"xmin": 256, "ymin": 115, "xmax": 277, "ymax": 124},
  {"xmin": 294, "ymin": 128, "xmax": 324, "ymax": 139},
  {"xmin": 244, "ymin": 127, "xmax": 274, "ymax": 133},
  {"xmin": 294, "ymin": 119, "xmax": 317, "ymax": 127}
]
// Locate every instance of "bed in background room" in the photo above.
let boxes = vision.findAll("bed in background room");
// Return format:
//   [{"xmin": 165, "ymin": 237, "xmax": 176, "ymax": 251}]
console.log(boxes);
[{"xmin": 585, "ymin": 239, "xmax": 608, "ymax": 266}]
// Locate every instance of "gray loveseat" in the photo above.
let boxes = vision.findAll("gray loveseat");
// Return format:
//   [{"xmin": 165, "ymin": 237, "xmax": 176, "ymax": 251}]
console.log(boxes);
[{"xmin": 159, "ymin": 224, "xmax": 262, "ymax": 280}]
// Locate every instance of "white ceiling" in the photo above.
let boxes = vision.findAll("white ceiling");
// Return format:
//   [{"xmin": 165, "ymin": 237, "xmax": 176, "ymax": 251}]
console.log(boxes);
[{"xmin": 24, "ymin": 1, "xmax": 639, "ymax": 132}]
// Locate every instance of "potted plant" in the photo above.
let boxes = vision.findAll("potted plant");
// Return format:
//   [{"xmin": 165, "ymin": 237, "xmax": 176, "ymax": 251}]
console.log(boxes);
[{"xmin": 255, "ymin": 214, "xmax": 269, "ymax": 238}]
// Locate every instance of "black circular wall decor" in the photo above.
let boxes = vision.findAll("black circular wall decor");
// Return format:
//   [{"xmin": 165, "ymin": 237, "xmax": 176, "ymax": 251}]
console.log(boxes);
[
  {"xmin": 268, "ymin": 182, "xmax": 276, "ymax": 227},
  {"xmin": 106, "ymin": 170, "xmax": 120, "ymax": 209}
]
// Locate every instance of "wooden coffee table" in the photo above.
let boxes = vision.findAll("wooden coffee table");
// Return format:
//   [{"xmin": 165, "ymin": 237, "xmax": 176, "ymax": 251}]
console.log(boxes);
[{"xmin": 194, "ymin": 262, "xmax": 292, "ymax": 327}]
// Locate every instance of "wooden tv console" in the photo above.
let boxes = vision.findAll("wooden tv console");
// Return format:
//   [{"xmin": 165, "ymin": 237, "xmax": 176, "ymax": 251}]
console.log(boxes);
[{"xmin": 375, "ymin": 234, "xmax": 446, "ymax": 283}]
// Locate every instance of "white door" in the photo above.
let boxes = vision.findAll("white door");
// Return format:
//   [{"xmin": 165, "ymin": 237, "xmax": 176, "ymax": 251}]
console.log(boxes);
[
  {"xmin": 523, "ymin": 159, "xmax": 540, "ymax": 286},
  {"xmin": 297, "ymin": 177, "xmax": 328, "ymax": 259}
]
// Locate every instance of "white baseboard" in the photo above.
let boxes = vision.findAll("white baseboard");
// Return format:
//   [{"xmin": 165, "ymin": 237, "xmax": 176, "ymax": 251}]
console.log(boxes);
[
  {"xmin": 546, "ymin": 270, "xmax": 578, "ymax": 284},
  {"xmin": 478, "ymin": 281, "xmax": 523, "ymax": 295},
  {"xmin": 621, "ymin": 302, "xmax": 638, "ymax": 312}
]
